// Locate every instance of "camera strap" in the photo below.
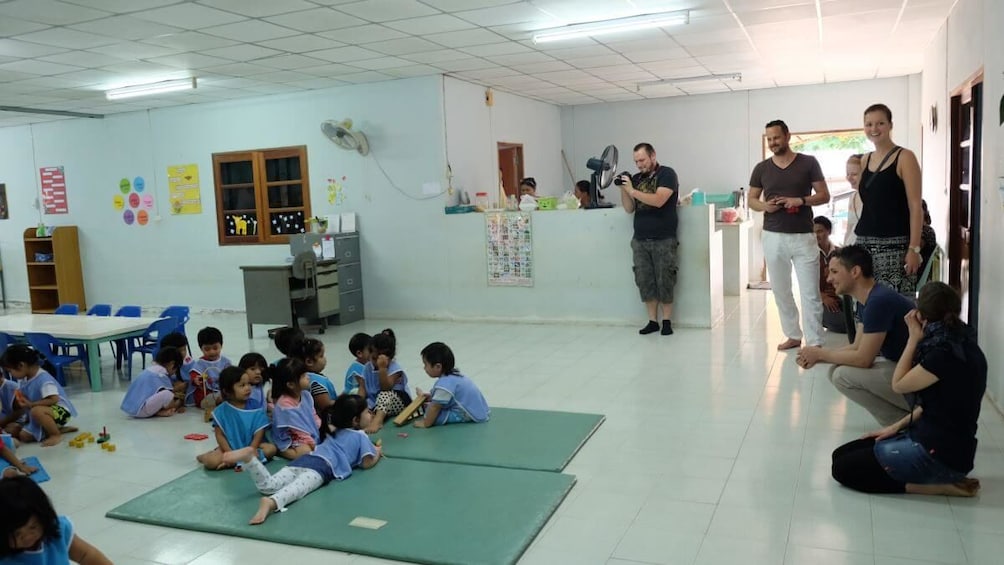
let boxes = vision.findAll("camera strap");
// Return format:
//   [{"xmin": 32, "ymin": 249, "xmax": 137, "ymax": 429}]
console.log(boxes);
[{"xmin": 862, "ymin": 146, "xmax": 900, "ymax": 191}]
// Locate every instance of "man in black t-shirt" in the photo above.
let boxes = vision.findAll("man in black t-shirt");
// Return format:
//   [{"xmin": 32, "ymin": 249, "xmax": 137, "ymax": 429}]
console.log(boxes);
[{"xmin": 619, "ymin": 143, "xmax": 680, "ymax": 336}]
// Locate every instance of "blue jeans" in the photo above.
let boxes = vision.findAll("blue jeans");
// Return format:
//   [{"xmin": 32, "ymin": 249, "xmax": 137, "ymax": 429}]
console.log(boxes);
[{"xmin": 873, "ymin": 433, "xmax": 967, "ymax": 484}]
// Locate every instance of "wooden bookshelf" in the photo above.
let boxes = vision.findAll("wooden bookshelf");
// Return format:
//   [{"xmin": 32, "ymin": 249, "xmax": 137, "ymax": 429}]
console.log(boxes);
[{"xmin": 23, "ymin": 226, "xmax": 86, "ymax": 313}]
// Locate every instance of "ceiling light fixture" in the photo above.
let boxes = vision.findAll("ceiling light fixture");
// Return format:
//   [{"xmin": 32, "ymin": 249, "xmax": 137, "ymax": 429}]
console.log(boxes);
[
  {"xmin": 532, "ymin": 10, "xmax": 689, "ymax": 44},
  {"xmin": 636, "ymin": 73, "xmax": 742, "ymax": 89},
  {"xmin": 105, "ymin": 77, "xmax": 196, "ymax": 100}
]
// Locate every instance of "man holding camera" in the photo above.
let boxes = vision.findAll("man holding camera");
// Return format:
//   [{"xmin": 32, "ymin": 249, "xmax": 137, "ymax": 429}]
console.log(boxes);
[
  {"xmin": 749, "ymin": 119, "xmax": 830, "ymax": 350},
  {"xmin": 620, "ymin": 142, "xmax": 680, "ymax": 336}
]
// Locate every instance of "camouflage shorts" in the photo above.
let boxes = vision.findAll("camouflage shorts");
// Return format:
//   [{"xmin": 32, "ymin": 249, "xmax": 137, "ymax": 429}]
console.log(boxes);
[{"xmin": 631, "ymin": 237, "xmax": 679, "ymax": 304}]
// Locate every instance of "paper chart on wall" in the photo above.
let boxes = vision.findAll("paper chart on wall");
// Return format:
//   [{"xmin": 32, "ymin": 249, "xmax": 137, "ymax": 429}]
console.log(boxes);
[
  {"xmin": 485, "ymin": 211, "xmax": 533, "ymax": 287},
  {"xmin": 39, "ymin": 166, "xmax": 68, "ymax": 214},
  {"xmin": 167, "ymin": 164, "xmax": 202, "ymax": 214}
]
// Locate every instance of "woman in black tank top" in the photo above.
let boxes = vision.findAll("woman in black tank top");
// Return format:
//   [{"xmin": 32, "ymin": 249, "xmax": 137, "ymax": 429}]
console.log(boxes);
[{"xmin": 854, "ymin": 104, "xmax": 924, "ymax": 294}]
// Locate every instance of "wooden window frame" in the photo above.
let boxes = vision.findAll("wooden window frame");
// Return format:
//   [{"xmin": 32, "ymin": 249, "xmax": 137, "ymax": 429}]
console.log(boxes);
[{"xmin": 213, "ymin": 145, "xmax": 312, "ymax": 246}]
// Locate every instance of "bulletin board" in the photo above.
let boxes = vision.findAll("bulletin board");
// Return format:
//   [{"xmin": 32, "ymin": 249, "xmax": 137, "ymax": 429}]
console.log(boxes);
[{"xmin": 485, "ymin": 211, "xmax": 533, "ymax": 287}]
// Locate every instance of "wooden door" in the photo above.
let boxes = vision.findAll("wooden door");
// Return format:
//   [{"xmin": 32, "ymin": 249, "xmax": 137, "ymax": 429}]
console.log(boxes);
[
  {"xmin": 497, "ymin": 143, "xmax": 523, "ymax": 197},
  {"xmin": 947, "ymin": 79, "xmax": 983, "ymax": 329}
]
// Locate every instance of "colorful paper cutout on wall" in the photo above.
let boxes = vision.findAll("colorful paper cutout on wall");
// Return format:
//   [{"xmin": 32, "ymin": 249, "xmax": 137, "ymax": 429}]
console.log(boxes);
[
  {"xmin": 142, "ymin": 194, "xmax": 154, "ymax": 209},
  {"xmin": 123, "ymin": 209, "xmax": 135, "ymax": 225},
  {"xmin": 112, "ymin": 194, "xmax": 125, "ymax": 210},
  {"xmin": 226, "ymin": 213, "xmax": 258, "ymax": 236},
  {"xmin": 167, "ymin": 164, "xmax": 201, "ymax": 215},
  {"xmin": 119, "ymin": 178, "xmax": 131, "ymax": 194},
  {"xmin": 269, "ymin": 211, "xmax": 305, "ymax": 235},
  {"xmin": 327, "ymin": 176, "xmax": 347, "ymax": 205},
  {"xmin": 133, "ymin": 176, "xmax": 145, "ymax": 192},
  {"xmin": 137, "ymin": 210, "xmax": 149, "ymax": 225},
  {"xmin": 128, "ymin": 192, "xmax": 140, "ymax": 208},
  {"xmin": 40, "ymin": 166, "xmax": 68, "ymax": 214}
]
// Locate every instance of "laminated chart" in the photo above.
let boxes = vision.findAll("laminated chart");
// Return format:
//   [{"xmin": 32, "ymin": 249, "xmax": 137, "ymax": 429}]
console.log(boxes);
[{"xmin": 485, "ymin": 211, "xmax": 533, "ymax": 287}]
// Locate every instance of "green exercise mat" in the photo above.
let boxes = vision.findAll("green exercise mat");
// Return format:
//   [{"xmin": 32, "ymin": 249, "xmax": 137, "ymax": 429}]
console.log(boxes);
[
  {"xmin": 373, "ymin": 407, "xmax": 604, "ymax": 472},
  {"xmin": 107, "ymin": 458, "xmax": 575, "ymax": 565}
]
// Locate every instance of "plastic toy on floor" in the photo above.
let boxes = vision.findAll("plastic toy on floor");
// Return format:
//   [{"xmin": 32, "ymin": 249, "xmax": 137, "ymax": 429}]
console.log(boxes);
[{"xmin": 97, "ymin": 426, "xmax": 110, "ymax": 444}]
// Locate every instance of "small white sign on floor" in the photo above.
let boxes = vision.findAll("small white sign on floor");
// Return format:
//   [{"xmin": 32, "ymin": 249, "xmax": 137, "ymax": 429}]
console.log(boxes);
[{"xmin": 348, "ymin": 516, "xmax": 387, "ymax": 530}]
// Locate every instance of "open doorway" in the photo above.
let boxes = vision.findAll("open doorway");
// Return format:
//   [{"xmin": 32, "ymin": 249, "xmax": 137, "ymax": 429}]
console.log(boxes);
[
  {"xmin": 948, "ymin": 74, "xmax": 983, "ymax": 330},
  {"xmin": 497, "ymin": 142, "xmax": 523, "ymax": 197}
]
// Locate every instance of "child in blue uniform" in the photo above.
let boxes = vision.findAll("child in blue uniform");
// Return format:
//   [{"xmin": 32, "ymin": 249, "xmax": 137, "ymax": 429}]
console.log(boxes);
[
  {"xmin": 0, "ymin": 345, "xmax": 77, "ymax": 447},
  {"xmin": 1, "ymin": 433, "xmax": 37, "ymax": 479},
  {"xmin": 196, "ymin": 367, "xmax": 276, "ymax": 470},
  {"xmin": 360, "ymin": 328, "xmax": 411, "ymax": 434},
  {"xmin": 271, "ymin": 358, "xmax": 320, "ymax": 459},
  {"xmin": 238, "ymin": 353, "xmax": 270, "ymax": 412},
  {"xmin": 413, "ymin": 342, "xmax": 490, "ymax": 428},
  {"xmin": 119, "ymin": 346, "xmax": 185, "ymax": 418},
  {"xmin": 272, "ymin": 327, "xmax": 304, "ymax": 364},
  {"xmin": 0, "ymin": 476, "xmax": 112, "ymax": 564},
  {"xmin": 187, "ymin": 327, "xmax": 233, "ymax": 411},
  {"xmin": 222, "ymin": 394, "xmax": 381, "ymax": 525},
  {"xmin": 289, "ymin": 337, "xmax": 337, "ymax": 414},
  {"xmin": 343, "ymin": 332, "xmax": 370, "ymax": 395},
  {"xmin": 0, "ymin": 368, "xmax": 24, "ymax": 434}
]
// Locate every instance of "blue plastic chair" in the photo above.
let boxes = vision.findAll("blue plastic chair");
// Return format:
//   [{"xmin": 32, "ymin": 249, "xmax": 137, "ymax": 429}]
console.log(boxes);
[
  {"xmin": 126, "ymin": 318, "xmax": 180, "ymax": 379},
  {"xmin": 87, "ymin": 304, "xmax": 112, "ymax": 317},
  {"xmin": 158, "ymin": 306, "xmax": 190, "ymax": 337},
  {"xmin": 112, "ymin": 305, "xmax": 142, "ymax": 370},
  {"xmin": 0, "ymin": 332, "xmax": 14, "ymax": 358},
  {"xmin": 24, "ymin": 332, "xmax": 89, "ymax": 386},
  {"xmin": 54, "ymin": 304, "xmax": 79, "ymax": 315},
  {"xmin": 63, "ymin": 304, "xmax": 114, "ymax": 358}
]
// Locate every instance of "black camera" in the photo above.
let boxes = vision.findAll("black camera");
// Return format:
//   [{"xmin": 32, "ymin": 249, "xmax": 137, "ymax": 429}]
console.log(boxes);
[{"xmin": 612, "ymin": 171, "xmax": 631, "ymax": 186}]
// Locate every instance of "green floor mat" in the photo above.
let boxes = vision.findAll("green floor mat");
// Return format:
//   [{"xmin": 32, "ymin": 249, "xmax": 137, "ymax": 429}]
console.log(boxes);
[
  {"xmin": 373, "ymin": 407, "xmax": 604, "ymax": 472},
  {"xmin": 107, "ymin": 458, "xmax": 575, "ymax": 565}
]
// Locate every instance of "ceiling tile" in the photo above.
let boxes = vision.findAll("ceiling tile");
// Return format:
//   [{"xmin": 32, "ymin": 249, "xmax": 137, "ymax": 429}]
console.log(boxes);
[
  {"xmin": 454, "ymin": 3, "xmax": 555, "ymax": 26},
  {"xmin": 141, "ymin": 31, "xmax": 239, "ymax": 51},
  {"xmin": 196, "ymin": 0, "xmax": 318, "ymax": 18},
  {"xmin": 564, "ymin": 54, "xmax": 632, "ymax": 68},
  {"xmin": 0, "ymin": 17, "xmax": 51, "ymax": 37},
  {"xmin": 296, "ymin": 63, "xmax": 363, "ymax": 76},
  {"xmin": 14, "ymin": 28, "xmax": 119, "ymax": 49},
  {"xmin": 534, "ymin": 44, "xmax": 613, "ymax": 58},
  {"xmin": 381, "ymin": 64, "xmax": 441, "ymax": 77},
  {"xmin": 37, "ymin": 50, "xmax": 126, "ymax": 68},
  {"xmin": 62, "ymin": 0, "xmax": 183, "ymax": 10},
  {"xmin": 333, "ymin": 70, "xmax": 394, "ymax": 83},
  {"xmin": 460, "ymin": 42, "xmax": 530, "ymax": 57},
  {"xmin": 509, "ymin": 60, "xmax": 572, "ymax": 73},
  {"xmin": 433, "ymin": 58, "xmax": 496, "ymax": 72},
  {"xmin": 201, "ymin": 20, "xmax": 300, "ymax": 42},
  {"xmin": 348, "ymin": 56, "xmax": 412, "ymax": 70},
  {"xmin": 88, "ymin": 40, "xmax": 180, "ymax": 59},
  {"xmin": 532, "ymin": 69, "xmax": 599, "ymax": 85},
  {"xmin": 259, "ymin": 35, "xmax": 345, "ymax": 53},
  {"xmin": 317, "ymin": 24, "xmax": 408, "ymax": 44},
  {"xmin": 0, "ymin": 39, "xmax": 67, "ymax": 58},
  {"xmin": 336, "ymin": 0, "xmax": 440, "ymax": 23},
  {"xmin": 285, "ymin": 77, "xmax": 350, "ymax": 89},
  {"xmin": 0, "ymin": 0, "xmax": 111, "ymax": 26},
  {"xmin": 0, "ymin": 59, "xmax": 82, "ymax": 75},
  {"xmin": 308, "ymin": 45, "xmax": 385, "ymax": 63},
  {"xmin": 736, "ymin": 4, "xmax": 818, "ymax": 26},
  {"xmin": 365, "ymin": 37, "xmax": 442, "ymax": 55},
  {"xmin": 246, "ymin": 70, "xmax": 314, "ymax": 83},
  {"xmin": 424, "ymin": 28, "xmax": 507, "ymax": 48},
  {"xmin": 421, "ymin": 0, "xmax": 523, "ymax": 11},
  {"xmin": 485, "ymin": 51, "xmax": 553, "ymax": 65},
  {"xmin": 254, "ymin": 54, "xmax": 333, "ymax": 70},
  {"xmin": 69, "ymin": 15, "xmax": 184, "ymax": 41},
  {"xmin": 820, "ymin": 0, "xmax": 904, "ymax": 17},
  {"xmin": 456, "ymin": 66, "xmax": 522, "ymax": 80},
  {"xmin": 685, "ymin": 40, "xmax": 757, "ymax": 57},
  {"xmin": 401, "ymin": 49, "xmax": 473, "ymax": 63},
  {"xmin": 200, "ymin": 62, "xmax": 275, "ymax": 76},
  {"xmin": 621, "ymin": 48, "xmax": 690, "ymax": 63},
  {"xmin": 586, "ymin": 65, "xmax": 656, "ymax": 81},
  {"xmin": 202, "ymin": 44, "xmax": 283, "ymax": 61},
  {"xmin": 131, "ymin": 3, "xmax": 247, "ymax": 29},
  {"xmin": 146, "ymin": 52, "xmax": 236, "ymax": 69},
  {"xmin": 265, "ymin": 8, "xmax": 367, "ymax": 33},
  {"xmin": 384, "ymin": 14, "xmax": 475, "ymax": 34},
  {"xmin": 54, "ymin": 68, "xmax": 125, "ymax": 85}
]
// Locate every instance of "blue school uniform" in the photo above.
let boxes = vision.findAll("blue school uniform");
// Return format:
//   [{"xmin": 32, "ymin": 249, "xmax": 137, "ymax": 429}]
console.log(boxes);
[
  {"xmin": 246, "ymin": 385, "xmax": 268, "ymax": 411},
  {"xmin": 211, "ymin": 401, "xmax": 269, "ymax": 451},
  {"xmin": 289, "ymin": 429, "xmax": 377, "ymax": 484},
  {"xmin": 361, "ymin": 360, "xmax": 409, "ymax": 410},
  {"xmin": 120, "ymin": 365, "xmax": 174, "ymax": 417},
  {"xmin": 7, "ymin": 515, "xmax": 75, "ymax": 564},
  {"xmin": 20, "ymin": 370, "xmax": 77, "ymax": 442},
  {"xmin": 344, "ymin": 361, "xmax": 365, "ymax": 394},
  {"xmin": 309, "ymin": 372, "xmax": 337, "ymax": 398},
  {"xmin": 0, "ymin": 376, "xmax": 19, "ymax": 417},
  {"xmin": 272, "ymin": 391, "xmax": 319, "ymax": 451},
  {"xmin": 186, "ymin": 356, "xmax": 233, "ymax": 405},
  {"xmin": 429, "ymin": 374, "xmax": 490, "ymax": 424}
]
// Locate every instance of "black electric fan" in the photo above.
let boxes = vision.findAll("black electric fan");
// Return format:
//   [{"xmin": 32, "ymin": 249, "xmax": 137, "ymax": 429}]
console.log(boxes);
[{"xmin": 585, "ymin": 145, "xmax": 617, "ymax": 209}]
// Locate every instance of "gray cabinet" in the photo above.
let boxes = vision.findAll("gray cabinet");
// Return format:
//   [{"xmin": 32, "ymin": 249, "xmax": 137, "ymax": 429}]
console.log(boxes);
[{"xmin": 332, "ymin": 234, "xmax": 364, "ymax": 324}]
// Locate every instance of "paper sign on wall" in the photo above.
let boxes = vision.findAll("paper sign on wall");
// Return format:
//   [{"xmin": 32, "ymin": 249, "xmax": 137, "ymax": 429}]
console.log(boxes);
[
  {"xmin": 39, "ymin": 166, "xmax": 68, "ymax": 214},
  {"xmin": 167, "ymin": 164, "xmax": 202, "ymax": 215}
]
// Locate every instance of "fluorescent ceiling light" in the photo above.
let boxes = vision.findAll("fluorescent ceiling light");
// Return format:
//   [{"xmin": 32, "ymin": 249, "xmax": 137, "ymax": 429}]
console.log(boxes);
[
  {"xmin": 106, "ymin": 77, "xmax": 196, "ymax": 100},
  {"xmin": 532, "ymin": 10, "xmax": 689, "ymax": 44},
  {"xmin": 637, "ymin": 73, "xmax": 742, "ymax": 89}
]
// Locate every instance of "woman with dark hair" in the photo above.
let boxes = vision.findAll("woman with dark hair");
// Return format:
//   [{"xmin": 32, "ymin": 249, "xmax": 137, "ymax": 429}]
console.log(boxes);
[
  {"xmin": 518, "ymin": 177, "xmax": 538, "ymax": 197},
  {"xmin": 574, "ymin": 180, "xmax": 591, "ymax": 208},
  {"xmin": 830, "ymin": 282, "xmax": 986, "ymax": 496},
  {"xmin": 853, "ymin": 103, "xmax": 924, "ymax": 293}
]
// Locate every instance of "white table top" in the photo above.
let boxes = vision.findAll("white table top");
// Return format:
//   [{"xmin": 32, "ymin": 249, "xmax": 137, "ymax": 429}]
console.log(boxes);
[{"xmin": 0, "ymin": 314, "xmax": 163, "ymax": 340}]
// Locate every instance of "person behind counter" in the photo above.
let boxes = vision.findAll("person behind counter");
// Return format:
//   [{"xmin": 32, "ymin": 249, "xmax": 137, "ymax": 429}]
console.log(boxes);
[
  {"xmin": 519, "ymin": 177, "xmax": 538, "ymax": 198},
  {"xmin": 574, "ymin": 180, "xmax": 590, "ymax": 208}
]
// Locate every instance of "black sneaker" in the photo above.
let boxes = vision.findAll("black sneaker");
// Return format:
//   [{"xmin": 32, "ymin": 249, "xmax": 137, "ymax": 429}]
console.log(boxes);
[
  {"xmin": 639, "ymin": 321, "xmax": 659, "ymax": 335},
  {"xmin": 661, "ymin": 320, "xmax": 674, "ymax": 335}
]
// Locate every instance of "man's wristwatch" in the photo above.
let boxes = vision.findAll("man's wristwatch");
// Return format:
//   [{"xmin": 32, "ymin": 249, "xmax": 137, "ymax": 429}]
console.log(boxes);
[{"xmin": 908, "ymin": 246, "xmax": 921, "ymax": 255}]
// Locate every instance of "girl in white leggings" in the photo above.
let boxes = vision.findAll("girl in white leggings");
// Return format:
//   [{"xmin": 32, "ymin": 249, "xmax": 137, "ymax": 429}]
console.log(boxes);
[{"xmin": 223, "ymin": 394, "xmax": 381, "ymax": 525}]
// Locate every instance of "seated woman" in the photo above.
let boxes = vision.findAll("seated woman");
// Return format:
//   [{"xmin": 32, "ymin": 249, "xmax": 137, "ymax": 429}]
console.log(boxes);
[
  {"xmin": 518, "ymin": 177, "xmax": 537, "ymax": 198},
  {"xmin": 830, "ymin": 282, "xmax": 986, "ymax": 497},
  {"xmin": 574, "ymin": 180, "xmax": 590, "ymax": 208}
]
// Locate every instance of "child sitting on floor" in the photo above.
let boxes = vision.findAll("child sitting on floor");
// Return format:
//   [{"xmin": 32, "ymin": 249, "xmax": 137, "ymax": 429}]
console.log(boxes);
[
  {"xmin": 0, "ymin": 368, "xmax": 25, "ymax": 434},
  {"xmin": 359, "ymin": 329, "xmax": 411, "ymax": 434},
  {"xmin": 120, "ymin": 346, "xmax": 186, "ymax": 418},
  {"xmin": 1, "ymin": 433, "xmax": 37, "ymax": 479},
  {"xmin": 272, "ymin": 327, "xmax": 305, "ymax": 364},
  {"xmin": 343, "ymin": 332, "xmax": 370, "ymax": 396},
  {"xmin": 238, "ymin": 353, "xmax": 270, "ymax": 412},
  {"xmin": 271, "ymin": 358, "xmax": 320, "ymax": 459},
  {"xmin": 0, "ymin": 476, "xmax": 112, "ymax": 564},
  {"xmin": 223, "ymin": 394, "xmax": 381, "ymax": 525},
  {"xmin": 0, "ymin": 345, "xmax": 77, "ymax": 447},
  {"xmin": 188, "ymin": 327, "xmax": 233, "ymax": 414},
  {"xmin": 196, "ymin": 367, "xmax": 277, "ymax": 470},
  {"xmin": 413, "ymin": 342, "xmax": 490, "ymax": 428},
  {"xmin": 289, "ymin": 337, "xmax": 337, "ymax": 414}
]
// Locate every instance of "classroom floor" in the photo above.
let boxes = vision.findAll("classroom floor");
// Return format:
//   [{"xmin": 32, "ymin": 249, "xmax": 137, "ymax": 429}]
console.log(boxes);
[{"xmin": 10, "ymin": 292, "xmax": 1004, "ymax": 565}]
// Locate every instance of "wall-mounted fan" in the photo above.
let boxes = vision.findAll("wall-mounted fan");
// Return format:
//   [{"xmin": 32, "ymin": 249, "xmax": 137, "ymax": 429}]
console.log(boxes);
[
  {"xmin": 585, "ymin": 145, "xmax": 617, "ymax": 209},
  {"xmin": 321, "ymin": 119, "xmax": 369, "ymax": 155}
]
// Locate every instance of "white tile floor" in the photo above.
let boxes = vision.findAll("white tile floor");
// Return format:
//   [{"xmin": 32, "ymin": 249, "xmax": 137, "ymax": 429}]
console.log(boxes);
[{"xmin": 9, "ymin": 291, "xmax": 1004, "ymax": 565}]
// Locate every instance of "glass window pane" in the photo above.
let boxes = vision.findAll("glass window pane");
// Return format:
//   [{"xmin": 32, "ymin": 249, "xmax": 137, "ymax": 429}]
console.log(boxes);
[
  {"xmin": 221, "ymin": 187, "xmax": 256, "ymax": 211},
  {"xmin": 219, "ymin": 161, "xmax": 253, "ymax": 184},
  {"xmin": 265, "ymin": 157, "xmax": 301, "ymax": 182},
  {"xmin": 269, "ymin": 211, "xmax": 305, "ymax": 236},
  {"xmin": 267, "ymin": 184, "xmax": 304, "ymax": 208}
]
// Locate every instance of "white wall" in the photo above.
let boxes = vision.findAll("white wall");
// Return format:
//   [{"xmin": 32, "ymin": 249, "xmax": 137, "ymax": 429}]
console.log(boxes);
[{"xmin": 444, "ymin": 77, "xmax": 564, "ymax": 199}]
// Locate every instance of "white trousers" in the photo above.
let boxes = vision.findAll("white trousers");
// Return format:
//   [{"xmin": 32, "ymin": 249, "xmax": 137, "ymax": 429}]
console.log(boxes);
[
  {"xmin": 762, "ymin": 231, "xmax": 824, "ymax": 346},
  {"xmin": 244, "ymin": 457, "xmax": 325, "ymax": 511}
]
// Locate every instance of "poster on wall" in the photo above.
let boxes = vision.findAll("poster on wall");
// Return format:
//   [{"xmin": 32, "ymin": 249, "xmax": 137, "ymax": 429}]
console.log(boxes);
[
  {"xmin": 485, "ymin": 211, "xmax": 533, "ymax": 287},
  {"xmin": 167, "ymin": 163, "xmax": 201, "ymax": 214},
  {"xmin": 39, "ymin": 166, "xmax": 68, "ymax": 214},
  {"xmin": 0, "ymin": 184, "xmax": 8, "ymax": 219}
]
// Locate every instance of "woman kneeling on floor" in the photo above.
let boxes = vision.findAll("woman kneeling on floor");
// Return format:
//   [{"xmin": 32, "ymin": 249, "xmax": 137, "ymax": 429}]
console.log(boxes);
[{"xmin": 831, "ymin": 282, "xmax": 986, "ymax": 496}]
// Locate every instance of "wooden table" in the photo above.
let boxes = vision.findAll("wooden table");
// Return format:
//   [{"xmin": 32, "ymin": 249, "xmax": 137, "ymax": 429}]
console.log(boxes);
[{"xmin": 0, "ymin": 314, "xmax": 162, "ymax": 392}]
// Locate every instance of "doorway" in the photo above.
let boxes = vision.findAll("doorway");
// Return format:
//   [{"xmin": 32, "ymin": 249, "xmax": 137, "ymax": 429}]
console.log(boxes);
[
  {"xmin": 947, "ymin": 75, "xmax": 983, "ymax": 330},
  {"xmin": 497, "ymin": 142, "xmax": 524, "ymax": 197}
]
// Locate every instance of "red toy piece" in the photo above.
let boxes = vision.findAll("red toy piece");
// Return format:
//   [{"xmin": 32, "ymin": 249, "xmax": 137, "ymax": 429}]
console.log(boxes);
[{"xmin": 184, "ymin": 433, "xmax": 209, "ymax": 441}]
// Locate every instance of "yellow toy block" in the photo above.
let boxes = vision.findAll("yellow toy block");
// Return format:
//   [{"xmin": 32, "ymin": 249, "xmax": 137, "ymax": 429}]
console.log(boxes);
[
  {"xmin": 104, "ymin": 444, "xmax": 116, "ymax": 452},
  {"xmin": 392, "ymin": 396, "xmax": 426, "ymax": 427},
  {"xmin": 87, "ymin": 436, "xmax": 95, "ymax": 443}
]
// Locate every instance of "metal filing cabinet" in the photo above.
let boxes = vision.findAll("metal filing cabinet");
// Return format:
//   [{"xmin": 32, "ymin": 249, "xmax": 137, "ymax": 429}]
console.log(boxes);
[{"xmin": 333, "ymin": 233, "xmax": 364, "ymax": 324}]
